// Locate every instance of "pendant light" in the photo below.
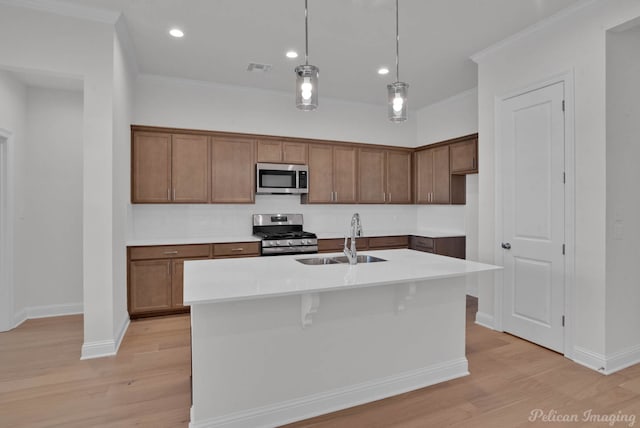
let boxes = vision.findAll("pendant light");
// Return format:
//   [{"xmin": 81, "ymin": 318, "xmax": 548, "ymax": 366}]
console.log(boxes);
[
  {"xmin": 295, "ymin": 0, "xmax": 319, "ymax": 110},
  {"xmin": 387, "ymin": 0, "xmax": 408, "ymax": 122}
]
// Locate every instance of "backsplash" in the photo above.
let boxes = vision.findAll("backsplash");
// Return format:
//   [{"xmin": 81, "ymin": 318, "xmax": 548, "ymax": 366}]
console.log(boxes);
[{"xmin": 129, "ymin": 195, "xmax": 430, "ymax": 240}]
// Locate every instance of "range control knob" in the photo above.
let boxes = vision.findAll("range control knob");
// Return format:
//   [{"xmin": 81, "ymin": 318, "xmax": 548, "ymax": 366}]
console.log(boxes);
[{"xmin": 288, "ymin": 240, "xmax": 294, "ymax": 245}]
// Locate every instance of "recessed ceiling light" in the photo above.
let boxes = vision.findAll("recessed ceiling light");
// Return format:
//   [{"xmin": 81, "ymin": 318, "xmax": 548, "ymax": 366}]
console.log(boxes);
[
  {"xmin": 378, "ymin": 67, "xmax": 390, "ymax": 75},
  {"xmin": 169, "ymin": 28, "xmax": 184, "ymax": 38},
  {"xmin": 286, "ymin": 51, "xmax": 299, "ymax": 59}
]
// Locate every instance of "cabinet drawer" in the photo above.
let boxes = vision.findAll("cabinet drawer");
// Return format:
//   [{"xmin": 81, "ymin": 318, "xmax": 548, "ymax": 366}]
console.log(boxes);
[
  {"xmin": 410, "ymin": 236, "xmax": 434, "ymax": 252},
  {"xmin": 318, "ymin": 238, "xmax": 369, "ymax": 253},
  {"xmin": 368, "ymin": 235, "xmax": 409, "ymax": 249},
  {"xmin": 129, "ymin": 244, "xmax": 211, "ymax": 260},
  {"xmin": 213, "ymin": 242, "xmax": 261, "ymax": 257}
]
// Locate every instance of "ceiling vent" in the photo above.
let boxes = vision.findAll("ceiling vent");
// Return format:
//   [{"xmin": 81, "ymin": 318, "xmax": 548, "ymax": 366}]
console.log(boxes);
[{"xmin": 247, "ymin": 63, "xmax": 272, "ymax": 73}]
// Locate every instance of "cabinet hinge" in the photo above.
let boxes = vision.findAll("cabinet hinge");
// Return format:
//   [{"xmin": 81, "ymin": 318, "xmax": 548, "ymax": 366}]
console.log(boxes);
[
  {"xmin": 562, "ymin": 100, "xmax": 565, "ymax": 112},
  {"xmin": 562, "ymin": 244, "xmax": 565, "ymax": 255},
  {"xmin": 562, "ymin": 315, "xmax": 565, "ymax": 327}
]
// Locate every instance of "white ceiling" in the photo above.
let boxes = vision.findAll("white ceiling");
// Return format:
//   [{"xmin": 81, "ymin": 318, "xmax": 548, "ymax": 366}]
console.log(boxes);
[{"xmin": 58, "ymin": 0, "xmax": 584, "ymax": 109}]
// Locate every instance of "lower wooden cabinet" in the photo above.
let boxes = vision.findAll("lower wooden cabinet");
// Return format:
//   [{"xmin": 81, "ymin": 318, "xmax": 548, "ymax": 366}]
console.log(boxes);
[
  {"xmin": 410, "ymin": 235, "xmax": 466, "ymax": 259},
  {"xmin": 318, "ymin": 237, "xmax": 369, "ymax": 253},
  {"xmin": 317, "ymin": 235, "xmax": 409, "ymax": 253},
  {"xmin": 128, "ymin": 242, "xmax": 260, "ymax": 318}
]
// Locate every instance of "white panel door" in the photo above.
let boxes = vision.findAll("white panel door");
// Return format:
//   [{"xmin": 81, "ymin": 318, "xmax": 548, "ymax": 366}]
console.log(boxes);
[{"xmin": 501, "ymin": 81, "xmax": 565, "ymax": 353}]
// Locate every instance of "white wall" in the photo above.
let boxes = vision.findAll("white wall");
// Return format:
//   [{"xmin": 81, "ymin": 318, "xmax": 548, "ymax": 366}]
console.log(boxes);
[
  {"xmin": 111, "ymin": 18, "xmax": 136, "ymax": 345},
  {"xmin": 415, "ymin": 88, "xmax": 479, "ymax": 295},
  {"xmin": 417, "ymin": 88, "xmax": 478, "ymax": 146},
  {"xmin": 134, "ymin": 75, "xmax": 417, "ymax": 147},
  {"xmin": 0, "ymin": 3, "xmax": 121, "ymax": 358},
  {"xmin": 474, "ymin": 0, "xmax": 640, "ymax": 368},
  {"xmin": 0, "ymin": 70, "xmax": 26, "ymax": 329},
  {"xmin": 605, "ymin": 26, "xmax": 640, "ymax": 359},
  {"xmin": 14, "ymin": 87, "xmax": 83, "ymax": 317},
  {"xmin": 131, "ymin": 74, "xmax": 420, "ymax": 239}
]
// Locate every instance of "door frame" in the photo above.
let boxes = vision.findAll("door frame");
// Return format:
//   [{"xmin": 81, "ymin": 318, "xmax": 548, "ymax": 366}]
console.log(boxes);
[
  {"xmin": 493, "ymin": 71, "xmax": 576, "ymax": 358},
  {"xmin": 0, "ymin": 128, "xmax": 15, "ymax": 332}
]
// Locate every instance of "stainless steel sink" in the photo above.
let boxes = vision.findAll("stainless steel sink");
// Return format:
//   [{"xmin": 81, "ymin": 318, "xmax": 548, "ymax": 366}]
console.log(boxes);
[
  {"xmin": 331, "ymin": 255, "xmax": 387, "ymax": 264},
  {"xmin": 296, "ymin": 257, "xmax": 340, "ymax": 265},
  {"xmin": 296, "ymin": 255, "xmax": 387, "ymax": 265}
]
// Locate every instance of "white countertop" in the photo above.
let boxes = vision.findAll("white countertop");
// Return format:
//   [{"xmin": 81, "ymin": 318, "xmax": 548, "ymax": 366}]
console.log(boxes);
[
  {"xmin": 317, "ymin": 229, "xmax": 465, "ymax": 239},
  {"xmin": 126, "ymin": 235, "xmax": 260, "ymax": 246},
  {"xmin": 127, "ymin": 230, "xmax": 464, "ymax": 247},
  {"xmin": 184, "ymin": 249, "xmax": 500, "ymax": 305}
]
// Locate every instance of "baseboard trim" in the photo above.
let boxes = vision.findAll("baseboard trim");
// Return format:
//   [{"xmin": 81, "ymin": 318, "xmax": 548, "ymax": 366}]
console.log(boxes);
[
  {"xmin": 81, "ymin": 315, "xmax": 131, "ymax": 360},
  {"xmin": 114, "ymin": 314, "xmax": 130, "ymax": 354},
  {"xmin": 475, "ymin": 311, "xmax": 495, "ymax": 330},
  {"xmin": 12, "ymin": 308, "xmax": 27, "ymax": 329},
  {"xmin": 602, "ymin": 344, "xmax": 640, "ymax": 375},
  {"xmin": 189, "ymin": 358, "xmax": 469, "ymax": 428},
  {"xmin": 572, "ymin": 346, "xmax": 607, "ymax": 374},
  {"xmin": 12, "ymin": 302, "xmax": 82, "ymax": 329}
]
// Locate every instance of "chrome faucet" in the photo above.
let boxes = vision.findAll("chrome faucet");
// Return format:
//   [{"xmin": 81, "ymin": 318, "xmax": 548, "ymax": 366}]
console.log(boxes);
[{"xmin": 344, "ymin": 213, "xmax": 363, "ymax": 265}]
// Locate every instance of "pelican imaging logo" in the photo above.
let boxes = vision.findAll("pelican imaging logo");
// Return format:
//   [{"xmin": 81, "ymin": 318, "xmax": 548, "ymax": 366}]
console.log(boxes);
[{"xmin": 528, "ymin": 409, "xmax": 636, "ymax": 426}]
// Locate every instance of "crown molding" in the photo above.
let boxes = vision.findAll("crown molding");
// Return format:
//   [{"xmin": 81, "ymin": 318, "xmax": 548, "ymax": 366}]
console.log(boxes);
[
  {"xmin": 470, "ymin": 0, "xmax": 600, "ymax": 64},
  {"xmin": 0, "ymin": 0, "xmax": 121, "ymax": 24}
]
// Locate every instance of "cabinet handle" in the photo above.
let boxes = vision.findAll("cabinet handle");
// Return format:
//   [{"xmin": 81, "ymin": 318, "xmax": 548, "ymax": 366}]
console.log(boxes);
[
  {"xmin": 383, "ymin": 192, "xmax": 386, "ymax": 202},
  {"xmin": 163, "ymin": 250, "xmax": 179, "ymax": 255},
  {"xmin": 173, "ymin": 188, "xmax": 176, "ymax": 200},
  {"xmin": 167, "ymin": 188, "xmax": 171, "ymax": 200},
  {"xmin": 231, "ymin": 248, "xmax": 244, "ymax": 252},
  {"xmin": 334, "ymin": 191, "xmax": 338, "ymax": 202},
  {"xmin": 389, "ymin": 193, "xmax": 391, "ymax": 202}
]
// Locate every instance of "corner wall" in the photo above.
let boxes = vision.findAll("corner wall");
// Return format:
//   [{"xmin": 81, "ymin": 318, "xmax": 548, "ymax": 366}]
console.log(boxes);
[
  {"xmin": 0, "ymin": 70, "xmax": 26, "ymax": 330},
  {"xmin": 474, "ymin": 0, "xmax": 640, "ymax": 369},
  {"xmin": 0, "ymin": 3, "xmax": 120, "ymax": 359},
  {"xmin": 605, "ymin": 25, "xmax": 640, "ymax": 369}
]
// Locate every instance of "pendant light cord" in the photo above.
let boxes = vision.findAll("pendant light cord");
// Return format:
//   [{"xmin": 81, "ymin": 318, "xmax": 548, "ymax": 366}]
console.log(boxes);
[
  {"xmin": 395, "ymin": 0, "xmax": 400, "ymax": 82},
  {"xmin": 305, "ymin": 0, "xmax": 309, "ymax": 66}
]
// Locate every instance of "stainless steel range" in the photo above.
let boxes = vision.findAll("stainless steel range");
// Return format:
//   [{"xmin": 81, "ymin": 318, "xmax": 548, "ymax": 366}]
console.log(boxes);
[{"xmin": 253, "ymin": 214, "xmax": 318, "ymax": 255}]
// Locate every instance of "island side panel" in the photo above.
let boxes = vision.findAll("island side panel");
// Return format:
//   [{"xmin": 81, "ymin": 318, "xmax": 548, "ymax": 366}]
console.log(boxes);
[{"xmin": 189, "ymin": 277, "xmax": 467, "ymax": 428}]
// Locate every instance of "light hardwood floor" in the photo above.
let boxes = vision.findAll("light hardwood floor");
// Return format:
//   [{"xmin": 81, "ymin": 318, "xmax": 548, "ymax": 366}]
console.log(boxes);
[{"xmin": 1, "ymin": 298, "xmax": 639, "ymax": 427}]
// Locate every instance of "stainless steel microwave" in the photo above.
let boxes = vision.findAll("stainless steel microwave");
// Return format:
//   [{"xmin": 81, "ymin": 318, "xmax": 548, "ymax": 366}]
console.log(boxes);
[{"xmin": 256, "ymin": 163, "xmax": 309, "ymax": 194}]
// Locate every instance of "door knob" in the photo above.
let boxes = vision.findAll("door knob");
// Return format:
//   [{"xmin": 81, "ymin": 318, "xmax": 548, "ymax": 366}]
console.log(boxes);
[{"xmin": 501, "ymin": 242, "xmax": 511, "ymax": 250}]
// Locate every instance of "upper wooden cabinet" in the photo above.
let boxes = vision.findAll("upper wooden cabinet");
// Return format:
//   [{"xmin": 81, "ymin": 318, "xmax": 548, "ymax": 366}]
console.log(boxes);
[
  {"xmin": 415, "ymin": 145, "xmax": 451, "ymax": 204},
  {"xmin": 358, "ymin": 148, "xmax": 412, "ymax": 204},
  {"xmin": 306, "ymin": 144, "xmax": 357, "ymax": 204},
  {"xmin": 211, "ymin": 136, "xmax": 256, "ymax": 203},
  {"xmin": 132, "ymin": 132, "xmax": 209, "ymax": 203},
  {"xmin": 131, "ymin": 126, "xmax": 477, "ymax": 206},
  {"xmin": 257, "ymin": 140, "xmax": 307, "ymax": 164},
  {"xmin": 450, "ymin": 136, "xmax": 478, "ymax": 174}
]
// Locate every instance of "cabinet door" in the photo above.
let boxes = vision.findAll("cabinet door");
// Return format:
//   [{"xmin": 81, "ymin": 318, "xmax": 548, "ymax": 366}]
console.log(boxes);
[
  {"xmin": 386, "ymin": 150, "xmax": 412, "ymax": 204},
  {"xmin": 358, "ymin": 148, "xmax": 386, "ymax": 203},
  {"xmin": 282, "ymin": 142, "xmax": 308, "ymax": 164},
  {"xmin": 129, "ymin": 260, "xmax": 172, "ymax": 314},
  {"xmin": 171, "ymin": 257, "xmax": 210, "ymax": 308},
  {"xmin": 450, "ymin": 138, "xmax": 478, "ymax": 174},
  {"xmin": 414, "ymin": 149, "xmax": 434, "ymax": 204},
  {"xmin": 172, "ymin": 134, "xmax": 210, "ymax": 203},
  {"xmin": 333, "ymin": 146, "xmax": 358, "ymax": 203},
  {"xmin": 307, "ymin": 144, "xmax": 334, "ymax": 203},
  {"xmin": 256, "ymin": 140, "xmax": 282, "ymax": 163},
  {"xmin": 132, "ymin": 132, "xmax": 171, "ymax": 203},
  {"xmin": 432, "ymin": 146, "xmax": 451, "ymax": 204},
  {"xmin": 211, "ymin": 137, "xmax": 255, "ymax": 203}
]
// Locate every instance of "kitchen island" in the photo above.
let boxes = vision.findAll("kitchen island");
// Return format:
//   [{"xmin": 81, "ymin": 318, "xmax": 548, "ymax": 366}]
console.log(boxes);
[{"xmin": 184, "ymin": 249, "xmax": 500, "ymax": 428}]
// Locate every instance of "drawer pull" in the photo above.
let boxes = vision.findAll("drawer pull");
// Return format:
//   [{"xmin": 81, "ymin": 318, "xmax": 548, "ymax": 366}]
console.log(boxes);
[
  {"xmin": 231, "ymin": 248, "xmax": 244, "ymax": 252},
  {"xmin": 163, "ymin": 250, "xmax": 179, "ymax": 255}
]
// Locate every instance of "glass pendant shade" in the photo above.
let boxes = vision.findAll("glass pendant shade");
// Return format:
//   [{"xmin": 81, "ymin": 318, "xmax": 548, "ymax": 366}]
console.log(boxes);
[
  {"xmin": 295, "ymin": 64, "xmax": 319, "ymax": 111},
  {"xmin": 387, "ymin": 81, "xmax": 408, "ymax": 122}
]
